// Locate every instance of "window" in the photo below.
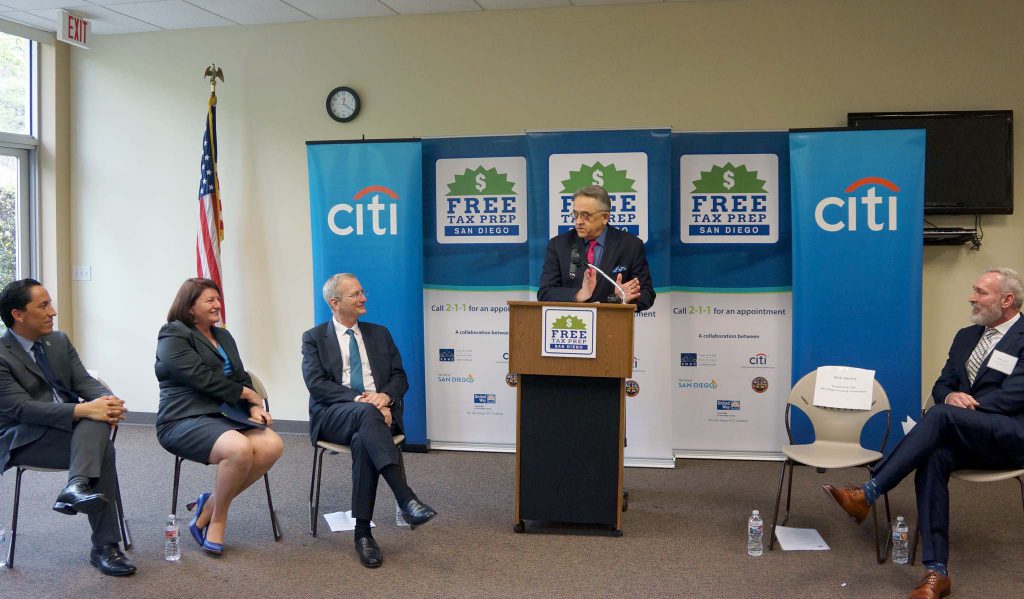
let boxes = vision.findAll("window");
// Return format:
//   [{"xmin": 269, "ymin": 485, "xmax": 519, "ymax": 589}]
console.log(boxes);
[{"xmin": 0, "ymin": 31, "xmax": 36, "ymax": 332}]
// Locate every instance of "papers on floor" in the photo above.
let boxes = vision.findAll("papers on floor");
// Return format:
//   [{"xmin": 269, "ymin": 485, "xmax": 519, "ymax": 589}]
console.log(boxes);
[
  {"xmin": 773, "ymin": 525, "xmax": 830, "ymax": 550},
  {"xmin": 323, "ymin": 510, "xmax": 375, "ymax": 533},
  {"xmin": 813, "ymin": 366, "xmax": 875, "ymax": 410}
]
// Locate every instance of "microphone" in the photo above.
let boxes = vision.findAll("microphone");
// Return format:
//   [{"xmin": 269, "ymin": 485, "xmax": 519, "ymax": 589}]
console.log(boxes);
[
  {"xmin": 569, "ymin": 246, "xmax": 581, "ymax": 281},
  {"xmin": 587, "ymin": 263, "xmax": 627, "ymax": 304}
]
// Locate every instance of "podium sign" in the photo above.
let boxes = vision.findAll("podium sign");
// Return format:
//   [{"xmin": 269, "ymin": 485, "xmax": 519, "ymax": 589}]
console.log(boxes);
[{"xmin": 541, "ymin": 307, "xmax": 597, "ymax": 358}]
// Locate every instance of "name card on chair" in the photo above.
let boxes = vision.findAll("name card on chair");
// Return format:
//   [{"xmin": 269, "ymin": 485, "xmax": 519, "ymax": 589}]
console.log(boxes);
[{"xmin": 813, "ymin": 365, "xmax": 875, "ymax": 410}]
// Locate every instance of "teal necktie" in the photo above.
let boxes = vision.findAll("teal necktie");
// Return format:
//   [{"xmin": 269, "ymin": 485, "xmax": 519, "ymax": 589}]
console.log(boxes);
[{"xmin": 346, "ymin": 329, "xmax": 365, "ymax": 393}]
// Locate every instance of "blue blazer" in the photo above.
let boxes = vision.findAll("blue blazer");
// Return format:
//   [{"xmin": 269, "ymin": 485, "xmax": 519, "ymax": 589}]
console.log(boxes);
[
  {"xmin": 537, "ymin": 226, "xmax": 655, "ymax": 312},
  {"xmin": 932, "ymin": 317, "xmax": 1024, "ymax": 456},
  {"xmin": 154, "ymin": 321, "xmax": 253, "ymax": 426},
  {"xmin": 301, "ymin": 319, "xmax": 408, "ymax": 444}
]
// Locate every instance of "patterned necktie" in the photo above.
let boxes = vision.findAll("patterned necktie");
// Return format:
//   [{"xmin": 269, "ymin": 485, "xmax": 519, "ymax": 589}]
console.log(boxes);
[
  {"xmin": 586, "ymin": 239, "xmax": 597, "ymax": 265},
  {"xmin": 31, "ymin": 341, "xmax": 77, "ymax": 403},
  {"xmin": 967, "ymin": 327, "xmax": 1000, "ymax": 385},
  {"xmin": 346, "ymin": 329, "xmax": 365, "ymax": 393}
]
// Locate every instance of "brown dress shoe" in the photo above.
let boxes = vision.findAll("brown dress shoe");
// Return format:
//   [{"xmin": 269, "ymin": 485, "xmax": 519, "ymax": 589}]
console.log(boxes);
[
  {"xmin": 821, "ymin": 483, "xmax": 869, "ymax": 524},
  {"xmin": 908, "ymin": 570, "xmax": 951, "ymax": 599}
]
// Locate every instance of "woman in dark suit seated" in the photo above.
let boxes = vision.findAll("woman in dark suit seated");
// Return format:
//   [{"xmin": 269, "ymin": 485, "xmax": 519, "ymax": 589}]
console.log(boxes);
[{"xmin": 155, "ymin": 278, "xmax": 284, "ymax": 555}]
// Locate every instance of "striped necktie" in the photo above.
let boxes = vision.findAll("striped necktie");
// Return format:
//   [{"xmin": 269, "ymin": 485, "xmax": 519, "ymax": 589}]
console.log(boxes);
[{"xmin": 967, "ymin": 327, "xmax": 999, "ymax": 385}]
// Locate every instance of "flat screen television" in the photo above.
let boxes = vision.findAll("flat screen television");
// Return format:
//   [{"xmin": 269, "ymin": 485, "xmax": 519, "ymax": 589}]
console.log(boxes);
[{"xmin": 847, "ymin": 110, "xmax": 1013, "ymax": 215}]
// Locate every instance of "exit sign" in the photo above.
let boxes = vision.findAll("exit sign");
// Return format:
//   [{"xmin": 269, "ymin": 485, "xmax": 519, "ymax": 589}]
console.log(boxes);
[{"xmin": 57, "ymin": 10, "xmax": 90, "ymax": 49}]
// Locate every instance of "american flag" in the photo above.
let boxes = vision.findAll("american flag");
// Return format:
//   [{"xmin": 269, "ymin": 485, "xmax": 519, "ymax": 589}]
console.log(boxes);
[{"xmin": 196, "ymin": 94, "xmax": 225, "ymax": 322}]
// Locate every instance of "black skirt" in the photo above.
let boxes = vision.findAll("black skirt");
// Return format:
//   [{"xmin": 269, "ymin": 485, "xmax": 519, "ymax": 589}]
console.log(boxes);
[{"xmin": 156, "ymin": 413, "xmax": 257, "ymax": 465}]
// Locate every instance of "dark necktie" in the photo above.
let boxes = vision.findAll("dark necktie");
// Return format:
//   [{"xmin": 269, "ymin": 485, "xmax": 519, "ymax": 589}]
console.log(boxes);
[
  {"xmin": 346, "ymin": 329, "xmax": 365, "ymax": 393},
  {"xmin": 31, "ymin": 341, "xmax": 77, "ymax": 403},
  {"xmin": 586, "ymin": 239, "xmax": 598, "ymax": 265}
]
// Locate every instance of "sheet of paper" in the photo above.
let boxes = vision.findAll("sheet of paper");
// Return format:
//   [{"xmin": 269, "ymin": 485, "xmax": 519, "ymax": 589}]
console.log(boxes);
[
  {"xmin": 773, "ymin": 525, "xmax": 830, "ymax": 551},
  {"xmin": 813, "ymin": 365, "xmax": 875, "ymax": 410},
  {"xmin": 902, "ymin": 415, "xmax": 917, "ymax": 435},
  {"xmin": 323, "ymin": 510, "xmax": 375, "ymax": 533}
]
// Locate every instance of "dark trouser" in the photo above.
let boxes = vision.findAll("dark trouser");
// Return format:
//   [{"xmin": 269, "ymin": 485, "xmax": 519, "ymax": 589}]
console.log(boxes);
[
  {"xmin": 871, "ymin": 404, "xmax": 1024, "ymax": 564},
  {"xmin": 317, "ymin": 402, "xmax": 403, "ymax": 521},
  {"xmin": 8, "ymin": 419, "xmax": 121, "ymax": 548}
]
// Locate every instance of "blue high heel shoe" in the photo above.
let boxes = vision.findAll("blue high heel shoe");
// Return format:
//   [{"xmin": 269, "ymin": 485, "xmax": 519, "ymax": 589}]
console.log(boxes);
[
  {"xmin": 200, "ymin": 537, "xmax": 224, "ymax": 556},
  {"xmin": 186, "ymin": 492, "xmax": 212, "ymax": 548}
]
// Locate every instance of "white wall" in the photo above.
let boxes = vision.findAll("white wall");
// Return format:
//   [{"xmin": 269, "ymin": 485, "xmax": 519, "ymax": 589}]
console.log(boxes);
[{"xmin": 67, "ymin": 0, "xmax": 1024, "ymax": 421}]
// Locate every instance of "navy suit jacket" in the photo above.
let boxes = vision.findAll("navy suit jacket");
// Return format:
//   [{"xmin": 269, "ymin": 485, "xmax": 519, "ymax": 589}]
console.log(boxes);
[
  {"xmin": 301, "ymin": 319, "xmax": 408, "ymax": 444},
  {"xmin": 537, "ymin": 226, "xmax": 655, "ymax": 312},
  {"xmin": 0, "ymin": 330, "xmax": 110, "ymax": 469},
  {"xmin": 932, "ymin": 317, "xmax": 1024, "ymax": 455},
  {"xmin": 154, "ymin": 321, "xmax": 254, "ymax": 426}
]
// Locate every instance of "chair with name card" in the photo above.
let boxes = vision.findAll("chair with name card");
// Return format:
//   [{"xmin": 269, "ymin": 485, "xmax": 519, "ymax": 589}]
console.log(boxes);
[{"xmin": 768, "ymin": 369, "xmax": 892, "ymax": 562}]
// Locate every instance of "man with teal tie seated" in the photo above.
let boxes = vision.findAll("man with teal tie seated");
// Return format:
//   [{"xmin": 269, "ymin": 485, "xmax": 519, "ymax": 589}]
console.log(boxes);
[{"xmin": 301, "ymin": 273, "xmax": 437, "ymax": 568}]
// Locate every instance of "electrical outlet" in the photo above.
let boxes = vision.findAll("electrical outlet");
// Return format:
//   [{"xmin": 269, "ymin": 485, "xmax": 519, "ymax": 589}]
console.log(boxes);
[{"xmin": 72, "ymin": 265, "xmax": 92, "ymax": 281}]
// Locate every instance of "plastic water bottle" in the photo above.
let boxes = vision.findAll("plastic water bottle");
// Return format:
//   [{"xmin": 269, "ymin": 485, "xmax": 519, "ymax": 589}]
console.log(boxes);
[
  {"xmin": 747, "ymin": 510, "xmax": 764, "ymax": 556},
  {"xmin": 164, "ymin": 514, "xmax": 180, "ymax": 561},
  {"xmin": 891, "ymin": 516, "xmax": 909, "ymax": 564},
  {"xmin": 396, "ymin": 501, "xmax": 409, "ymax": 527}
]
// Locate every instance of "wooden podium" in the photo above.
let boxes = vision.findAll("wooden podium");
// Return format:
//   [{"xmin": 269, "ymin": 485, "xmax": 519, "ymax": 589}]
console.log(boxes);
[{"xmin": 508, "ymin": 301, "xmax": 634, "ymax": 535}]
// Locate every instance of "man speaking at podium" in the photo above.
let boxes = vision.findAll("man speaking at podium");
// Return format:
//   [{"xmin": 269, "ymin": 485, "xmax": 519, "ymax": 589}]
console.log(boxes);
[{"xmin": 538, "ymin": 184, "xmax": 655, "ymax": 312}]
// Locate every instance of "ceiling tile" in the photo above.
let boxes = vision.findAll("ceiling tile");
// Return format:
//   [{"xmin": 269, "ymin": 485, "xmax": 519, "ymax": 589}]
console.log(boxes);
[
  {"xmin": 477, "ymin": 1, "xmax": 570, "ymax": 10},
  {"xmin": 0, "ymin": 10, "xmax": 57, "ymax": 30},
  {"xmin": 382, "ymin": 0, "xmax": 481, "ymax": 15},
  {"xmin": 103, "ymin": 0, "xmax": 234, "ymax": 29},
  {"xmin": 571, "ymin": 0, "xmax": 662, "ymax": 5},
  {"xmin": 284, "ymin": 0, "xmax": 394, "ymax": 20},
  {"xmin": 186, "ymin": 0, "xmax": 313, "ymax": 25},
  {"xmin": 0, "ymin": 0, "xmax": 92, "ymax": 9}
]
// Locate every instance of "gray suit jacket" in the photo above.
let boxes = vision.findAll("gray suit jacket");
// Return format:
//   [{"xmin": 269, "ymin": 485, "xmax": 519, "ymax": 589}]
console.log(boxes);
[{"xmin": 0, "ymin": 330, "xmax": 110, "ymax": 470}]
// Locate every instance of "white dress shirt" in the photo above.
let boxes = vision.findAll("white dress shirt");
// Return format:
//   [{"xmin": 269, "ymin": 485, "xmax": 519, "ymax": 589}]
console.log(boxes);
[{"xmin": 333, "ymin": 318, "xmax": 376, "ymax": 393}]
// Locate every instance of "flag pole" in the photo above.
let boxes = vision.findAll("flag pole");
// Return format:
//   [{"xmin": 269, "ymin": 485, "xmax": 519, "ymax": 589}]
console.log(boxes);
[{"xmin": 197, "ymin": 63, "xmax": 227, "ymax": 324}]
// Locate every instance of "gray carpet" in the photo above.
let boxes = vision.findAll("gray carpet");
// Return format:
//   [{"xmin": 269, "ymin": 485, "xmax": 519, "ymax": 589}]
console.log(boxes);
[{"xmin": 1, "ymin": 424, "xmax": 1022, "ymax": 598}]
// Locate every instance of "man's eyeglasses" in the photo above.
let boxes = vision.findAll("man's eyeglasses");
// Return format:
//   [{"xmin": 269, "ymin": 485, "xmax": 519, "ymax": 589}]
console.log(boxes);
[
  {"xmin": 332, "ymin": 290, "xmax": 367, "ymax": 301},
  {"xmin": 571, "ymin": 210, "xmax": 609, "ymax": 221}
]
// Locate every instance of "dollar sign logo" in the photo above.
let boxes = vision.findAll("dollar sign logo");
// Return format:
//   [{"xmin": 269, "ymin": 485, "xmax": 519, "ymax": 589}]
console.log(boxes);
[
  {"xmin": 723, "ymin": 170, "xmax": 735, "ymax": 190},
  {"xmin": 592, "ymin": 170, "xmax": 604, "ymax": 186},
  {"xmin": 475, "ymin": 173, "xmax": 486, "ymax": 192}
]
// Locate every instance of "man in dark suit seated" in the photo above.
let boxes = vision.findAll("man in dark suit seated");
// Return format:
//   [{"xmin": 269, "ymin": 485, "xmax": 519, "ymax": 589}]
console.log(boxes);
[
  {"xmin": 301, "ymin": 273, "xmax": 436, "ymax": 568},
  {"xmin": 0, "ymin": 279, "xmax": 135, "ymax": 576},
  {"xmin": 537, "ymin": 184, "xmax": 655, "ymax": 312},
  {"xmin": 824, "ymin": 267, "xmax": 1024, "ymax": 599}
]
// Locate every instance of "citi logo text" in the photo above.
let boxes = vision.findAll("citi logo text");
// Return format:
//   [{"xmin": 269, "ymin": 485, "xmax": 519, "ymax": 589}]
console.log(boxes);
[
  {"xmin": 814, "ymin": 177, "xmax": 899, "ymax": 232},
  {"xmin": 328, "ymin": 185, "xmax": 399, "ymax": 236}
]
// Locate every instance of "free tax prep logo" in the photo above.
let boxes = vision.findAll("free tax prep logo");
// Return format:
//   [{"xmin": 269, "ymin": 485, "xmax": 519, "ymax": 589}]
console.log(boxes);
[
  {"xmin": 327, "ymin": 185, "xmax": 400, "ymax": 236},
  {"xmin": 680, "ymin": 154, "xmax": 779, "ymax": 244},
  {"xmin": 542, "ymin": 308, "xmax": 597, "ymax": 358},
  {"xmin": 548, "ymin": 153, "xmax": 648, "ymax": 241},
  {"xmin": 435, "ymin": 157, "xmax": 527, "ymax": 244},
  {"xmin": 815, "ymin": 177, "xmax": 900, "ymax": 233}
]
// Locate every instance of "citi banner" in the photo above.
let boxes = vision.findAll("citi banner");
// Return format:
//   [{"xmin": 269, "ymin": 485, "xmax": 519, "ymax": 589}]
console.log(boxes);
[
  {"xmin": 422, "ymin": 136, "xmax": 529, "ymax": 448},
  {"xmin": 790, "ymin": 129, "xmax": 925, "ymax": 452},
  {"xmin": 306, "ymin": 140, "xmax": 427, "ymax": 446},
  {"xmin": 671, "ymin": 132, "xmax": 792, "ymax": 456},
  {"xmin": 527, "ymin": 129, "xmax": 675, "ymax": 466}
]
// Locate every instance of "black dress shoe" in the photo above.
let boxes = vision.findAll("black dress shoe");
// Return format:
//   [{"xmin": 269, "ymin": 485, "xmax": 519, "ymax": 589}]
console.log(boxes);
[
  {"xmin": 53, "ymin": 477, "xmax": 108, "ymax": 516},
  {"xmin": 398, "ymin": 498, "xmax": 438, "ymax": 529},
  {"xmin": 90, "ymin": 544, "xmax": 136, "ymax": 576},
  {"xmin": 354, "ymin": 535, "xmax": 383, "ymax": 568}
]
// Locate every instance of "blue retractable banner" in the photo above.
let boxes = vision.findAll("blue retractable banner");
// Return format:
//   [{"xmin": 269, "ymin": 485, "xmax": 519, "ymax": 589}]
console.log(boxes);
[
  {"xmin": 790, "ymin": 129, "xmax": 925, "ymax": 452},
  {"xmin": 307, "ymin": 140, "xmax": 427, "ymax": 446}
]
